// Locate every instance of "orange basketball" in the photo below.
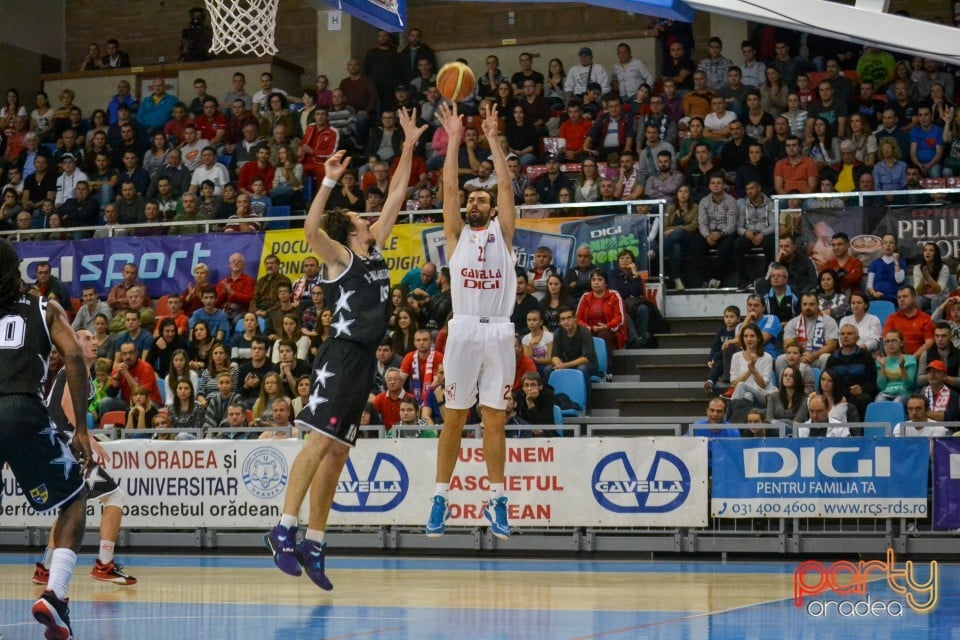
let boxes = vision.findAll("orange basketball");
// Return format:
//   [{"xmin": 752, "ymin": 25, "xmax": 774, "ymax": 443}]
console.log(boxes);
[{"xmin": 436, "ymin": 62, "xmax": 476, "ymax": 102}]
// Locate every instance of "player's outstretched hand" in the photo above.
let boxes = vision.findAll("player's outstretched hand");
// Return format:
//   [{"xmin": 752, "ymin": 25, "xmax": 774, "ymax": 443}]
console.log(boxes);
[
  {"xmin": 481, "ymin": 102, "xmax": 499, "ymax": 140},
  {"xmin": 89, "ymin": 436, "xmax": 108, "ymax": 466},
  {"xmin": 398, "ymin": 107, "xmax": 429, "ymax": 146},
  {"xmin": 437, "ymin": 101, "xmax": 463, "ymax": 137},
  {"xmin": 323, "ymin": 150, "xmax": 351, "ymax": 183}
]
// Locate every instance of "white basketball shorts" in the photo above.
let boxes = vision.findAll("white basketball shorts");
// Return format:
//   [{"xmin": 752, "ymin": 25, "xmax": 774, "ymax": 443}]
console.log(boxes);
[{"xmin": 442, "ymin": 315, "xmax": 516, "ymax": 411}]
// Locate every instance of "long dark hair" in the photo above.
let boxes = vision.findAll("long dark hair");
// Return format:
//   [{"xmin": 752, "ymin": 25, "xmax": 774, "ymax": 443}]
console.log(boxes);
[
  {"xmin": 922, "ymin": 242, "xmax": 944, "ymax": 278},
  {"xmin": 0, "ymin": 239, "xmax": 23, "ymax": 311},
  {"xmin": 779, "ymin": 365, "xmax": 804, "ymax": 412}
]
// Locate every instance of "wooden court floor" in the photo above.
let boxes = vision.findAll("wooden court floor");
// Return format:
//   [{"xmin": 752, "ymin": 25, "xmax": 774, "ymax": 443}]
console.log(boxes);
[{"xmin": 0, "ymin": 552, "xmax": 954, "ymax": 639}]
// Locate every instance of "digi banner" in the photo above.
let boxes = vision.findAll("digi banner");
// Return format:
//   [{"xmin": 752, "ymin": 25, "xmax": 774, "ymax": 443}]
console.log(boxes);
[
  {"xmin": 1, "ymin": 437, "xmax": 707, "ymax": 529},
  {"xmin": 14, "ymin": 233, "xmax": 264, "ymax": 299},
  {"xmin": 711, "ymin": 438, "xmax": 929, "ymax": 519},
  {"xmin": 932, "ymin": 438, "xmax": 960, "ymax": 530},
  {"xmin": 560, "ymin": 214, "xmax": 651, "ymax": 277}
]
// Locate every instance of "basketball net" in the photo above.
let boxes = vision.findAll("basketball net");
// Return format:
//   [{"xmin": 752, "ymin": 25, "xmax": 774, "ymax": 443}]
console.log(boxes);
[{"xmin": 204, "ymin": 0, "xmax": 279, "ymax": 57}]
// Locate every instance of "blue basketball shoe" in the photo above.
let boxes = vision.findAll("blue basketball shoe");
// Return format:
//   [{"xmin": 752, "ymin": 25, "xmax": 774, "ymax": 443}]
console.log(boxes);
[
  {"xmin": 483, "ymin": 496, "xmax": 510, "ymax": 539},
  {"xmin": 298, "ymin": 539, "xmax": 333, "ymax": 590},
  {"xmin": 264, "ymin": 524, "xmax": 302, "ymax": 576},
  {"xmin": 425, "ymin": 495, "xmax": 450, "ymax": 537}
]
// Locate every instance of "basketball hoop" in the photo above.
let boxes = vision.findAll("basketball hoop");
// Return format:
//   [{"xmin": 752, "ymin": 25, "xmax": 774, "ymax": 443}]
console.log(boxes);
[{"xmin": 204, "ymin": 0, "xmax": 279, "ymax": 57}]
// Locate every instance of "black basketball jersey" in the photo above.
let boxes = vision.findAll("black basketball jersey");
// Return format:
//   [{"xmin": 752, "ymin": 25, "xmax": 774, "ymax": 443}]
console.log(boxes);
[
  {"xmin": 0, "ymin": 295, "xmax": 51, "ymax": 399},
  {"xmin": 320, "ymin": 247, "xmax": 390, "ymax": 348}
]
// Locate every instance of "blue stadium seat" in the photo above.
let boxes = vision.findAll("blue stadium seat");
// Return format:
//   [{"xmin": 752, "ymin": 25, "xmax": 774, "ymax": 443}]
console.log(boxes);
[
  {"xmin": 265, "ymin": 205, "xmax": 291, "ymax": 230},
  {"xmin": 811, "ymin": 367, "xmax": 822, "ymax": 391},
  {"xmin": 552, "ymin": 404, "xmax": 563, "ymax": 426},
  {"xmin": 863, "ymin": 401, "xmax": 904, "ymax": 436},
  {"xmin": 591, "ymin": 337, "xmax": 608, "ymax": 383},
  {"xmin": 869, "ymin": 301, "xmax": 895, "ymax": 328},
  {"xmin": 548, "ymin": 369, "xmax": 586, "ymax": 417},
  {"xmin": 234, "ymin": 316, "xmax": 267, "ymax": 335}
]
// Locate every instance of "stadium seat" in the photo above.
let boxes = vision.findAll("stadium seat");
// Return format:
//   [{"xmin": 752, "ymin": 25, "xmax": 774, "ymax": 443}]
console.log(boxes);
[
  {"xmin": 552, "ymin": 404, "xmax": 563, "ymax": 426},
  {"xmin": 265, "ymin": 205, "xmax": 291, "ymax": 230},
  {"xmin": 591, "ymin": 337, "xmax": 608, "ymax": 383},
  {"xmin": 234, "ymin": 315, "xmax": 267, "ymax": 335},
  {"xmin": 548, "ymin": 369, "xmax": 587, "ymax": 416},
  {"xmin": 154, "ymin": 294, "xmax": 170, "ymax": 316},
  {"xmin": 863, "ymin": 401, "xmax": 904, "ymax": 436},
  {"xmin": 70, "ymin": 297, "xmax": 82, "ymax": 314},
  {"xmin": 811, "ymin": 367, "xmax": 822, "ymax": 391},
  {"xmin": 99, "ymin": 410, "xmax": 126, "ymax": 429},
  {"xmin": 869, "ymin": 301, "xmax": 895, "ymax": 327}
]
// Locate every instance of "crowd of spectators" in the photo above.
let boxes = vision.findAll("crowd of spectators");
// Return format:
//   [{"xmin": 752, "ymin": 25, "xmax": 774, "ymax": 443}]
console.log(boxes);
[
  {"xmin": 701, "ymin": 250, "xmax": 960, "ymax": 435},
  {"xmin": 3, "ymin": 26, "xmax": 960, "ymax": 294},
  {"xmin": 7, "ymin": 22, "xmax": 960, "ymax": 440}
]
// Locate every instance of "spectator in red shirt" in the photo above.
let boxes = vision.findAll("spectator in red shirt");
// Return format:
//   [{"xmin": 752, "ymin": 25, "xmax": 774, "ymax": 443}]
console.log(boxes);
[
  {"xmin": 373, "ymin": 367, "xmax": 413, "ymax": 430},
  {"xmin": 101, "ymin": 341, "xmax": 163, "ymax": 412},
  {"xmin": 217, "ymin": 252, "xmax": 256, "ymax": 321},
  {"xmin": 300, "ymin": 106, "xmax": 339, "ymax": 181},
  {"xmin": 558, "ymin": 100, "xmax": 592, "ymax": 161},
  {"xmin": 153, "ymin": 292, "xmax": 189, "ymax": 336},
  {"xmin": 884, "ymin": 285, "xmax": 935, "ymax": 359},
  {"xmin": 399, "ymin": 329, "xmax": 443, "ymax": 405},
  {"xmin": 513, "ymin": 335, "xmax": 537, "ymax": 391},
  {"xmin": 194, "ymin": 97, "xmax": 228, "ymax": 148},
  {"xmin": 237, "ymin": 145, "xmax": 276, "ymax": 195}
]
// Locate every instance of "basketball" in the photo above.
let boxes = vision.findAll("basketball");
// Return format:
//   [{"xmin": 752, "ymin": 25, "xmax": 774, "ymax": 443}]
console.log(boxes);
[{"xmin": 436, "ymin": 62, "xmax": 476, "ymax": 102}]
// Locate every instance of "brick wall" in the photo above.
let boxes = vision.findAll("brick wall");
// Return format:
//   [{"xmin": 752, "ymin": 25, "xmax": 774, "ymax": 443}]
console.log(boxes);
[{"xmin": 63, "ymin": 0, "xmax": 318, "ymax": 81}]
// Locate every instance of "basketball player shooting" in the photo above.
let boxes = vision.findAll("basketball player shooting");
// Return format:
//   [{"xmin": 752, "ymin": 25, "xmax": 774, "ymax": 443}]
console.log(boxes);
[
  {"xmin": 266, "ymin": 108, "xmax": 427, "ymax": 590},
  {"xmin": 427, "ymin": 102, "xmax": 517, "ymax": 540}
]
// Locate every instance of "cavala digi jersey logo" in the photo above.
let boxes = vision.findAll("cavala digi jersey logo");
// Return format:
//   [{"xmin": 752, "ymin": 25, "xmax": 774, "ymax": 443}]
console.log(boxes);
[
  {"xmin": 332, "ymin": 453, "xmax": 408, "ymax": 512},
  {"xmin": 242, "ymin": 447, "xmax": 289, "ymax": 500},
  {"xmin": 592, "ymin": 451, "xmax": 691, "ymax": 513}
]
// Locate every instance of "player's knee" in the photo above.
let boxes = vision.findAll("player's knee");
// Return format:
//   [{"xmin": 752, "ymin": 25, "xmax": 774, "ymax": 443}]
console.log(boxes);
[{"xmin": 100, "ymin": 489, "xmax": 125, "ymax": 509}]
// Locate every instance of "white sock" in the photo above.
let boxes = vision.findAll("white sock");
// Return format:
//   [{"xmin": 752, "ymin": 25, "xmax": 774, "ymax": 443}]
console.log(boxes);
[
  {"xmin": 434, "ymin": 483, "xmax": 449, "ymax": 498},
  {"xmin": 98, "ymin": 540, "xmax": 115, "ymax": 565},
  {"xmin": 47, "ymin": 549, "xmax": 77, "ymax": 600},
  {"xmin": 42, "ymin": 546, "xmax": 53, "ymax": 568},
  {"xmin": 489, "ymin": 483, "xmax": 505, "ymax": 500},
  {"xmin": 305, "ymin": 528, "xmax": 325, "ymax": 544},
  {"xmin": 279, "ymin": 514, "xmax": 298, "ymax": 528}
]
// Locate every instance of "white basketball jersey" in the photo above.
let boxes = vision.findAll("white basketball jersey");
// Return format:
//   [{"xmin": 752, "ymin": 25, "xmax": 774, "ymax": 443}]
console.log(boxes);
[{"xmin": 448, "ymin": 217, "xmax": 517, "ymax": 318}]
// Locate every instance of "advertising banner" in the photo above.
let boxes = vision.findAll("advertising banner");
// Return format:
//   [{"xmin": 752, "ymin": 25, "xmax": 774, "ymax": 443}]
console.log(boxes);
[
  {"xmin": 799, "ymin": 205, "xmax": 960, "ymax": 274},
  {"xmin": 560, "ymin": 214, "xmax": 651, "ymax": 276},
  {"xmin": 14, "ymin": 233, "xmax": 263, "ymax": 299},
  {"xmin": 1, "ymin": 437, "xmax": 707, "ymax": 529},
  {"xmin": 711, "ymin": 438, "xmax": 929, "ymax": 519},
  {"xmin": 932, "ymin": 438, "xmax": 960, "ymax": 530}
]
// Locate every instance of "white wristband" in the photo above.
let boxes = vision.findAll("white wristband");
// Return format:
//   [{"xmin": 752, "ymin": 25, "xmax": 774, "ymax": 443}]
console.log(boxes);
[{"xmin": 321, "ymin": 177, "xmax": 338, "ymax": 189}]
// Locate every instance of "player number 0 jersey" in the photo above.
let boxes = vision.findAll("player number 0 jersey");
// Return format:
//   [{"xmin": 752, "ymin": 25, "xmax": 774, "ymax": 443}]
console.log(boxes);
[{"xmin": 448, "ymin": 217, "xmax": 517, "ymax": 318}]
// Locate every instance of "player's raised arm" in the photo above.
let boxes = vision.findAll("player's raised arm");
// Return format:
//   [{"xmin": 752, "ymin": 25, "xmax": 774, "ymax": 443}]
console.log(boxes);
[
  {"xmin": 439, "ymin": 102, "xmax": 465, "ymax": 246},
  {"xmin": 481, "ymin": 102, "xmax": 515, "ymax": 245},
  {"xmin": 371, "ymin": 107, "xmax": 429, "ymax": 248},
  {"xmin": 47, "ymin": 299, "xmax": 92, "ymax": 470},
  {"xmin": 303, "ymin": 151, "xmax": 353, "ymax": 271}
]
